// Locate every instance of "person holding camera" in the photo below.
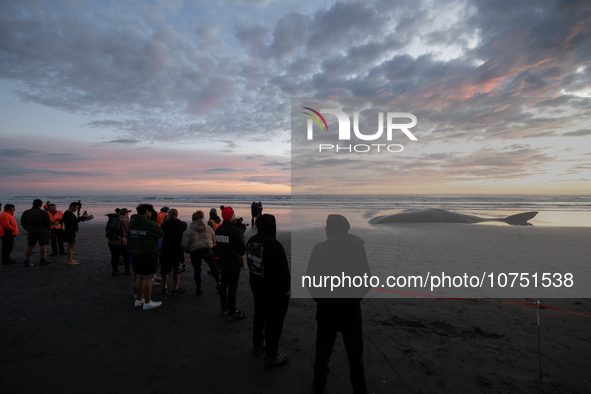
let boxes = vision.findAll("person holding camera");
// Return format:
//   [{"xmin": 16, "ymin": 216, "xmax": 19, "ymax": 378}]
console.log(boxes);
[{"xmin": 63, "ymin": 201, "xmax": 89, "ymax": 266}]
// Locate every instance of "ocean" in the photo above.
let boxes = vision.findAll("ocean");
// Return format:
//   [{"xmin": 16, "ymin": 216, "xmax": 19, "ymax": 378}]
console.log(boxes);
[{"xmin": 2, "ymin": 194, "xmax": 590, "ymax": 229}]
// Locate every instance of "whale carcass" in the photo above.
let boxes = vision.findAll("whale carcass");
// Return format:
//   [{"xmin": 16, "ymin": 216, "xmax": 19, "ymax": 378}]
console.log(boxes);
[{"xmin": 369, "ymin": 208, "xmax": 538, "ymax": 225}]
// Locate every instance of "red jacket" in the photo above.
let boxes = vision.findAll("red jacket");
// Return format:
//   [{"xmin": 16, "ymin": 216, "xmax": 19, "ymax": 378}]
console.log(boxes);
[{"xmin": 0, "ymin": 211, "xmax": 19, "ymax": 237}]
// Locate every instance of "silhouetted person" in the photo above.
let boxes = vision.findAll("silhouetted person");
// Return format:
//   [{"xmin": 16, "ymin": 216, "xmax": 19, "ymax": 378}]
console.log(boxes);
[
  {"xmin": 246, "ymin": 214, "xmax": 290, "ymax": 368},
  {"xmin": 160, "ymin": 208, "xmax": 187, "ymax": 295},
  {"xmin": 215, "ymin": 207, "xmax": 246, "ymax": 320},
  {"xmin": 306, "ymin": 214, "xmax": 371, "ymax": 394},
  {"xmin": 21, "ymin": 199, "xmax": 52, "ymax": 266}
]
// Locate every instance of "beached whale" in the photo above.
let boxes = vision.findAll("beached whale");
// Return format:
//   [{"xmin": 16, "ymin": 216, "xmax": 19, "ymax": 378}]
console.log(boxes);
[{"xmin": 369, "ymin": 208, "xmax": 538, "ymax": 225}]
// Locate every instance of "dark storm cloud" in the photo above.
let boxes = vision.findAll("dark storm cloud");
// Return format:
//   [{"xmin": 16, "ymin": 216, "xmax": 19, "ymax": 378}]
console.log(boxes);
[{"xmin": 0, "ymin": 0, "xmax": 590, "ymax": 144}]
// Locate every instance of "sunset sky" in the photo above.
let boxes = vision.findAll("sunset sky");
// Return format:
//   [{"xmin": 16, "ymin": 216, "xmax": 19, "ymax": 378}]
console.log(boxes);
[{"xmin": 1, "ymin": 0, "xmax": 590, "ymax": 195}]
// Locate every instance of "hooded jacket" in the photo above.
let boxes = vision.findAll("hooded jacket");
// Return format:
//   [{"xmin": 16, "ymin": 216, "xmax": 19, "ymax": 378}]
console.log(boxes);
[
  {"xmin": 246, "ymin": 214, "xmax": 291, "ymax": 295},
  {"xmin": 181, "ymin": 219, "xmax": 215, "ymax": 253},
  {"xmin": 305, "ymin": 214, "xmax": 371, "ymax": 326},
  {"xmin": 0, "ymin": 210, "xmax": 19, "ymax": 237},
  {"xmin": 161, "ymin": 218, "xmax": 187, "ymax": 260},
  {"xmin": 214, "ymin": 220, "xmax": 246, "ymax": 270},
  {"xmin": 130, "ymin": 215, "xmax": 164, "ymax": 255}
]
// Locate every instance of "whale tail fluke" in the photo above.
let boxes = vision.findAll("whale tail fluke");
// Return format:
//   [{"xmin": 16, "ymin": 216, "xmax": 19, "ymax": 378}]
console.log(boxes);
[{"xmin": 502, "ymin": 212, "xmax": 538, "ymax": 225}]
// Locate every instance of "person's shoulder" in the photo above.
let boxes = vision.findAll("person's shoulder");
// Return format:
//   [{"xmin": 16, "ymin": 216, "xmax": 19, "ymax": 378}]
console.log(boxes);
[
  {"xmin": 312, "ymin": 239, "xmax": 329, "ymax": 250},
  {"xmin": 264, "ymin": 237, "xmax": 285, "ymax": 255},
  {"xmin": 230, "ymin": 224, "xmax": 243, "ymax": 236},
  {"xmin": 246, "ymin": 233, "xmax": 258, "ymax": 244},
  {"xmin": 344, "ymin": 233, "xmax": 365, "ymax": 247}
]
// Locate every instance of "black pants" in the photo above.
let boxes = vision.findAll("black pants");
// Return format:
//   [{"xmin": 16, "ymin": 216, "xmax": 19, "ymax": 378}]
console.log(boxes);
[
  {"xmin": 190, "ymin": 249, "xmax": 220, "ymax": 289},
  {"xmin": 314, "ymin": 322, "xmax": 367, "ymax": 394},
  {"xmin": 250, "ymin": 280, "xmax": 289, "ymax": 358},
  {"xmin": 219, "ymin": 268, "xmax": 241, "ymax": 315},
  {"xmin": 1, "ymin": 233, "xmax": 15, "ymax": 262},
  {"xmin": 50, "ymin": 234, "xmax": 65, "ymax": 254},
  {"xmin": 108, "ymin": 243, "xmax": 129, "ymax": 273}
]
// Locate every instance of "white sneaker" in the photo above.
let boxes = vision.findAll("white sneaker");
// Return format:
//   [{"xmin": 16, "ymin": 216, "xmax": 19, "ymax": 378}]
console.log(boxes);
[
  {"xmin": 143, "ymin": 300, "xmax": 162, "ymax": 310},
  {"xmin": 134, "ymin": 298, "xmax": 145, "ymax": 307},
  {"xmin": 152, "ymin": 278, "xmax": 161, "ymax": 286}
]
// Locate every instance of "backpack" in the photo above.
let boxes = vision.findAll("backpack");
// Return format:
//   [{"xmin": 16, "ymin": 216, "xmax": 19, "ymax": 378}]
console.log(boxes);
[{"xmin": 105, "ymin": 213, "xmax": 122, "ymax": 240}]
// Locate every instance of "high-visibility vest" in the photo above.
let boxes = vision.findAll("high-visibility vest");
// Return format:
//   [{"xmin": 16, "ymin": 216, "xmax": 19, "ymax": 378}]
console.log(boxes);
[
  {"xmin": 49, "ymin": 211, "xmax": 63, "ymax": 230},
  {"xmin": 209, "ymin": 220, "xmax": 221, "ymax": 248},
  {"xmin": 157, "ymin": 212, "xmax": 168, "ymax": 227},
  {"xmin": 208, "ymin": 219, "xmax": 221, "ymax": 231}
]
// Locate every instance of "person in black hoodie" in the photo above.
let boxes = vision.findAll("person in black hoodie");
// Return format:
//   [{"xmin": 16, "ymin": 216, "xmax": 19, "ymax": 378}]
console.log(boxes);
[
  {"xmin": 306, "ymin": 214, "xmax": 371, "ymax": 394},
  {"xmin": 246, "ymin": 214, "xmax": 290, "ymax": 368},
  {"xmin": 215, "ymin": 206, "xmax": 246, "ymax": 320},
  {"xmin": 160, "ymin": 209, "xmax": 187, "ymax": 295}
]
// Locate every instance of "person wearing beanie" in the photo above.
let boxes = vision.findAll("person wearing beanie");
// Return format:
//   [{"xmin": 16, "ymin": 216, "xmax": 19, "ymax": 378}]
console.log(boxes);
[
  {"xmin": 246, "ymin": 214, "xmax": 291, "ymax": 368},
  {"xmin": 305, "ymin": 214, "xmax": 371, "ymax": 394},
  {"xmin": 215, "ymin": 206, "xmax": 247, "ymax": 320}
]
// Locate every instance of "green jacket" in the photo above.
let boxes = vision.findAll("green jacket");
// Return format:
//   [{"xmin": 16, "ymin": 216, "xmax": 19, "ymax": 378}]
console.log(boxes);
[{"xmin": 130, "ymin": 215, "xmax": 164, "ymax": 254}]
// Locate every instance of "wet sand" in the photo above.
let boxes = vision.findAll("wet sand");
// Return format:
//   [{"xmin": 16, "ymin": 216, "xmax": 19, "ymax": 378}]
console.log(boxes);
[{"xmin": 1, "ymin": 221, "xmax": 590, "ymax": 393}]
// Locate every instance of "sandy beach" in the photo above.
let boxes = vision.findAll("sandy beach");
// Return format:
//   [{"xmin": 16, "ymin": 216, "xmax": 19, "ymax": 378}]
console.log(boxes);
[{"xmin": 1, "ymin": 220, "xmax": 590, "ymax": 393}]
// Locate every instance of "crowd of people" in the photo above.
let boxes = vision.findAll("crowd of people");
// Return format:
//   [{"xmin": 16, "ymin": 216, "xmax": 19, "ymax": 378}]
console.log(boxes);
[
  {"xmin": 102, "ymin": 202, "xmax": 291, "ymax": 368},
  {"xmin": 0, "ymin": 199, "xmax": 371, "ymax": 393},
  {"xmin": 0, "ymin": 199, "xmax": 92, "ymax": 267}
]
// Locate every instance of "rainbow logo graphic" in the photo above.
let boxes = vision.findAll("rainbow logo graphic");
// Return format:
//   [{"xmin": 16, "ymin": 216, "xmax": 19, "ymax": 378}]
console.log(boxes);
[{"xmin": 302, "ymin": 107, "xmax": 328, "ymax": 131}]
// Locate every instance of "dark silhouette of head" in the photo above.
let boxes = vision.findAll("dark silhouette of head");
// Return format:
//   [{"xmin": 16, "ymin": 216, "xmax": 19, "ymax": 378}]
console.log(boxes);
[
  {"xmin": 326, "ymin": 214, "xmax": 350, "ymax": 237},
  {"xmin": 256, "ymin": 214, "xmax": 276, "ymax": 238}
]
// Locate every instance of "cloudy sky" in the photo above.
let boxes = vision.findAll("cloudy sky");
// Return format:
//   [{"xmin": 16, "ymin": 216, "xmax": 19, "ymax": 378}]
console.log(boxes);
[
  {"xmin": 292, "ymin": 97, "xmax": 591, "ymax": 194},
  {"xmin": 1, "ymin": 0, "xmax": 590, "ymax": 195}
]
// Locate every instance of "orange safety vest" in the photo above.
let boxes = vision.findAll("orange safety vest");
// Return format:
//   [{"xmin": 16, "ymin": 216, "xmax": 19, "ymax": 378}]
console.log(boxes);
[
  {"xmin": 208, "ymin": 219, "xmax": 221, "ymax": 231},
  {"xmin": 157, "ymin": 212, "xmax": 168, "ymax": 227},
  {"xmin": 49, "ymin": 211, "xmax": 63, "ymax": 230},
  {"xmin": 209, "ymin": 220, "xmax": 220, "ymax": 248}
]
